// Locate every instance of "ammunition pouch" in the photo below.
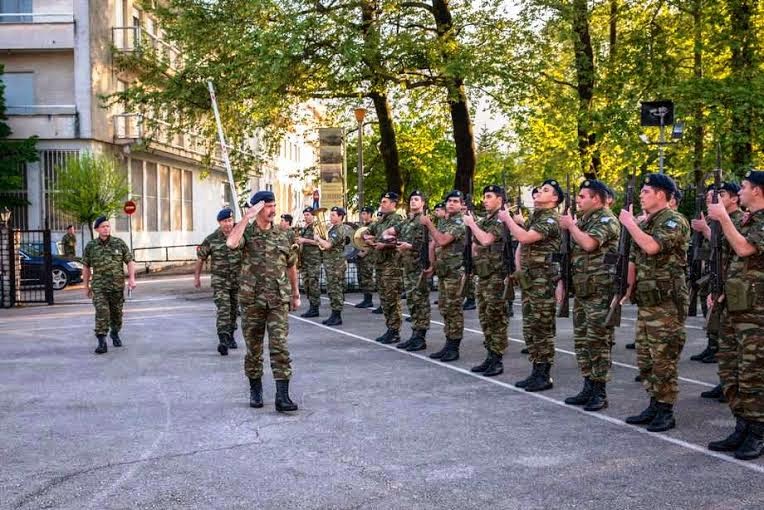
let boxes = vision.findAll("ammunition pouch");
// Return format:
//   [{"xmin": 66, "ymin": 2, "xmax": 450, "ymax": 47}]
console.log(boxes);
[
  {"xmin": 513, "ymin": 269, "xmax": 532, "ymax": 291},
  {"xmin": 474, "ymin": 259, "xmax": 492, "ymax": 278},
  {"xmin": 572, "ymin": 274, "xmax": 593, "ymax": 299},
  {"xmin": 634, "ymin": 280, "xmax": 669, "ymax": 307},
  {"xmin": 725, "ymin": 278, "xmax": 756, "ymax": 313}
]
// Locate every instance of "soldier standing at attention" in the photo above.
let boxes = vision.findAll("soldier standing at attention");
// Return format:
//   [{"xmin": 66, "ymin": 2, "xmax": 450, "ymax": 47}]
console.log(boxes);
[
  {"xmin": 389, "ymin": 190, "xmax": 431, "ymax": 351},
  {"xmin": 560, "ymin": 180, "xmax": 620, "ymax": 410},
  {"xmin": 62, "ymin": 225, "xmax": 77, "ymax": 259},
  {"xmin": 194, "ymin": 207, "xmax": 242, "ymax": 356},
  {"xmin": 421, "ymin": 190, "xmax": 467, "ymax": 362},
  {"xmin": 706, "ymin": 171, "xmax": 764, "ymax": 460},
  {"xmin": 354, "ymin": 206, "xmax": 376, "ymax": 309},
  {"xmin": 318, "ymin": 206, "xmax": 348, "ymax": 326},
  {"xmin": 363, "ymin": 192, "xmax": 404, "ymax": 344},
  {"xmin": 619, "ymin": 173, "xmax": 689, "ymax": 432},
  {"xmin": 460, "ymin": 201, "xmax": 477, "ymax": 311},
  {"xmin": 226, "ymin": 191, "xmax": 300, "ymax": 412},
  {"xmin": 500, "ymin": 180, "xmax": 563, "ymax": 392},
  {"xmin": 297, "ymin": 207, "xmax": 322, "ymax": 318},
  {"xmin": 463, "ymin": 185, "xmax": 508, "ymax": 377},
  {"xmin": 82, "ymin": 216, "xmax": 136, "ymax": 355},
  {"xmin": 279, "ymin": 214, "xmax": 296, "ymax": 245}
]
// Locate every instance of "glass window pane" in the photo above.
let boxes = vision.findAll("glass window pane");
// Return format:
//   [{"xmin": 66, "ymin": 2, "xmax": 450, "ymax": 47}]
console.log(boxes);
[
  {"xmin": 183, "ymin": 170, "xmax": 193, "ymax": 231},
  {"xmin": 130, "ymin": 159, "xmax": 144, "ymax": 232},
  {"xmin": 159, "ymin": 164, "xmax": 170, "ymax": 231},
  {"xmin": 145, "ymin": 162, "xmax": 157, "ymax": 231},
  {"xmin": 171, "ymin": 167, "xmax": 182, "ymax": 231}
]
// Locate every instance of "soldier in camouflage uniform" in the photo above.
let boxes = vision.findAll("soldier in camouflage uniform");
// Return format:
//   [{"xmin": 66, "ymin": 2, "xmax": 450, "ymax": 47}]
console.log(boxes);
[
  {"xmin": 318, "ymin": 206, "xmax": 348, "ymax": 326},
  {"xmin": 619, "ymin": 173, "xmax": 689, "ymax": 432},
  {"xmin": 354, "ymin": 206, "xmax": 377, "ymax": 309},
  {"xmin": 706, "ymin": 170, "xmax": 764, "ymax": 459},
  {"xmin": 389, "ymin": 190, "xmax": 430, "ymax": 351},
  {"xmin": 297, "ymin": 207, "xmax": 323, "ymax": 317},
  {"xmin": 279, "ymin": 214, "xmax": 296, "ymax": 245},
  {"xmin": 363, "ymin": 192, "xmax": 404, "ymax": 343},
  {"xmin": 82, "ymin": 216, "xmax": 136, "ymax": 354},
  {"xmin": 692, "ymin": 182, "xmax": 743, "ymax": 400},
  {"xmin": 560, "ymin": 180, "xmax": 620, "ymax": 411},
  {"xmin": 61, "ymin": 225, "xmax": 77, "ymax": 259},
  {"xmin": 460, "ymin": 202, "xmax": 477, "ymax": 311},
  {"xmin": 422, "ymin": 190, "xmax": 467, "ymax": 362},
  {"xmin": 227, "ymin": 191, "xmax": 300, "ymax": 412},
  {"xmin": 463, "ymin": 185, "xmax": 509, "ymax": 376},
  {"xmin": 500, "ymin": 179, "xmax": 562, "ymax": 391},
  {"xmin": 194, "ymin": 207, "xmax": 242, "ymax": 356}
]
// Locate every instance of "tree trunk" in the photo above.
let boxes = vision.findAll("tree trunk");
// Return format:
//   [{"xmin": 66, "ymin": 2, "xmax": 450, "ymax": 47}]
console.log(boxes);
[
  {"xmin": 571, "ymin": 0, "xmax": 599, "ymax": 179},
  {"xmin": 727, "ymin": 0, "xmax": 757, "ymax": 175},
  {"xmin": 369, "ymin": 92, "xmax": 403, "ymax": 195},
  {"xmin": 609, "ymin": 0, "xmax": 617, "ymax": 64}
]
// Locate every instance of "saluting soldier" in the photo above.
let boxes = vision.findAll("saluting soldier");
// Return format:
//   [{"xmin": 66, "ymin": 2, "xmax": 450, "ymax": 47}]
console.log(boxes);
[
  {"xmin": 422, "ymin": 190, "xmax": 467, "ymax": 362},
  {"xmin": 226, "ymin": 191, "xmax": 300, "ymax": 412},
  {"xmin": 354, "ymin": 206, "xmax": 376, "ymax": 309},
  {"xmin": 318, "ymin": 206, "xmax": 348, "ymax": 326},
  {"xmin": 61, "ymin": 225, "xmax": 77, "ymax": 259},
  {"xmin": 619, "ymin": 173, "xmax": 689, "ymax": 432},
  {"xmin": 500, "ymin": 179, "xmax": 562, "ymax": 392},
  {"xmin": 390, "ymin": 190, "xmax": 431, "ymax": 351},
  {"xmin": 706, "ymin": 170, "xmax": 764, "ymax": 460},
  {"xmin": 194, "ymin": 207, "xmax": 242, "ymax": 356},
  {"xmin": 297, "ymin": 207, "xmax": 322, "ymax": 318},
  {"xmin": 82, "ymin": 216, "xmax": 136, "ymax": 354},
  {"xmin": 463, "ymin": 185, "xmax": 509, "ymax": 377},
  {"xmin": 364, "ymin": 192, "xmax": 404, "ymax": 343},
  {"xmin": 560, "ymin": 179, "xmax": 620, "ymax": 411}
]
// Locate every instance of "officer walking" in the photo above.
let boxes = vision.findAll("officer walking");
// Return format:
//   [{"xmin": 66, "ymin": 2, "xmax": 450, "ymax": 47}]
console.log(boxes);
[
  {"xmin": 194, "ymin": 207, "xmax": 242, "ymax": 356},
  {"xmin": 297, "ymin": 207, "xmax": 322, "ymax": 318},
  {"xmin": 318, "ymin": 206, "xmax": 348, "ymax": 326},
  {"xmin": 354, "ymin": 206, "xmax": 376, "ymax": 309},
  {"xmin": 619, "ymin": 174, "xmax": 689, "ymax": 432},
  {"xmin": 62, "ymin": 225, "xmax": 77, "ymax": 259},
  {"xmin": 226, "ymin": 191, "xmax": 300, "ymax": 412},
  {"xmin": 82, "ymin": 216, "xmax": 136, "ymax": 354},
  {"xmin": 560, "ymin": 180, "xmax": 620, "ymax": 411}
]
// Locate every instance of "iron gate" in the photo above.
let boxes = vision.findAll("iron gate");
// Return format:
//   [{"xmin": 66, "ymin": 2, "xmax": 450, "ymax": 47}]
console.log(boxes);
[{"xmin": 1, "ymin": 229, "xmax": 54, "ymax": 307}]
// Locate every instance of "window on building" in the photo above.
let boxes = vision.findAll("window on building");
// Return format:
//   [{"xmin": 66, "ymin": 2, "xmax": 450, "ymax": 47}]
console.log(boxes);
[
  {"xmin": 0, "ymin": 72, "xmax": 34, "ymax": 111},
  {"xmin": 183, "ymin": 170, "xmax": 193, "ymax": 231},
  {"xmin": 0, "ymin": 0, "xmax": 32, "ymax": 22},
  {"xmin": 145, "ymin": 162, "xmax": 158, "ymax": 231},
  {"xmin": 159, "ymin": 164, "xmax": 170, "ymax": 231},
  {"xmin": 130, "ymin": 159, "xmax": 144, "ymax": 232},
  {"xmin": 41, "ymin": 150, "xmax": 78, "ymax": 231},
  {"xmin": 170, "ymin": 167, "xmax": 182, "ymax": 231},
  {"xmin": 115, "ymin": 163, "xmax": 129, "ymax": 232}
]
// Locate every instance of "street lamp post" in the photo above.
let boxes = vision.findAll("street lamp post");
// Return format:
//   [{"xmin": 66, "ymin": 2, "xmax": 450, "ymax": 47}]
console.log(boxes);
[{"xmin": 354, "ymin": 107, "xmax": 366, "ymax": 213}]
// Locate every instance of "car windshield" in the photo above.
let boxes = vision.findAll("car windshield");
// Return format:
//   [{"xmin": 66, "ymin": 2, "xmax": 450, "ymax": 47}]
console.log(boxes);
[{"xmin": 20, "ymin": 243, "xmax": 44, "ymax": 257}]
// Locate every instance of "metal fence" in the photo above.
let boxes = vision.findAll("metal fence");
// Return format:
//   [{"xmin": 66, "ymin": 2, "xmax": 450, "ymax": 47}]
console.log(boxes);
[{"xmin": 0, "ymin": 229, "xmax": 54, "ymax": 307}]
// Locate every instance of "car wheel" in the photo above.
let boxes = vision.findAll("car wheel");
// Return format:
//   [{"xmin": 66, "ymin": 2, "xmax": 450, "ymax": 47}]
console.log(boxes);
[{"xmin": 51, "ymin": 267, "xmax": 70, "ymax": 290}]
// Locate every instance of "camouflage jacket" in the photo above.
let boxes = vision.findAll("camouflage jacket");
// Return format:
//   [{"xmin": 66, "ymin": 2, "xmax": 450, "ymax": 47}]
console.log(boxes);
[
  {"xmin": 368, "ymin": 211, "xmax": 403, "ymax": 266},
  {"xmin": 299, "ymin": 223, "xmax": 322, "ymax": 266},
  {"xmin": 323, "ymin": 223, "xmax": 349, "ymax": 265},
  {"xmin": 473, "ymin": 210, "xmax": 505, "ymax": 278},
  {"xmin": 630, "ymin": 207, "xmax": 690, "ymax": 283},
  {"xmin": 238, "ymin": 223, "xmax": 298, "ymax": 307},
  {"xmin": 61, "ymin": 232, "xmax": 77, "ymax": 258},
  {"xmin": 728, "ymin": 209, "xmax": 764, "ymax": 283},
  {"xmin": 572, "ymin": 207, "xmax": 620, "ymax": 279},
  {"xmin": 395, "ymin": 212, "xmax": 427, "ymax": 272},
  {"xmin": 83, "ymin": 236, "xmax": 133, "ymax": 290},
  {"xmin": 435, "ymin": 213, "xmax": 466, "ymax": 279},
  {"xmin": 520, "ymin": 207, "xmax": 560, "ymax": 271},
  {"xmin": 197, "ymin": 228, "xmax": 242, "ymax": 288}
]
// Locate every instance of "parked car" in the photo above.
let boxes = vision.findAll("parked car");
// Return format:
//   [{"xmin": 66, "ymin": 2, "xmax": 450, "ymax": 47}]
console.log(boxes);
[{"xmin": 19, "ymin": 243, "xmax": 83, "ymax": 291}]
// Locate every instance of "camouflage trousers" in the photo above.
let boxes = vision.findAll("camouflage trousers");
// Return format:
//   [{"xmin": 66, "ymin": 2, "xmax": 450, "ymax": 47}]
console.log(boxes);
[
  {"xmin": 572, "ymin": 289, "xmax": 614, "ymax": 382},
  {"xmin": 301, "ymin": 264, "xmax": 321, "ymax": 308},
  {"xmin": 377, "ymin": 263, "xmax": 403, "ymax": 330},
  {"xmin": 464, "ymin": 274, "xmax": 475, "ymax": 302},
  {"xmin": 92, "ymin": 287, "xmax": 124, "ymax": 335},
  {"xmin": 521, "ymin": 274, "xmax": 557, "ymax": 364},
  {"xmin": 438, "ymin": 274, "xmax": 464, "ymax": 340},
  {"xmin": 325, "ymin": 259, "xmax": 346, "ymax": 312},
  {"xmin": 477, "ymin": 274, "xmax": 508, "ymax": 355},
  {"xmin": 718, "ymin": 304, "xmax": 764, "ymax": 421},
  {"xmin": 404, "ymin": 268, "xmax": 430, "ymax": 331},
  {"xmin": 213, "ymin": 285, "xmax": 239, "ymax": 336},
  {"xmin": 699, "ymin": 283, "xmax": 718, "ymax": 348},
  {"xmin": 635, "ymin": 301, "xmax": 687, "ymax": 405},
  {"xmin": 357, "ymin": 256, "xmax": 376, "ymax": 293},
  {"xmin": 241, "ymin": 301, "xmax": 292, "ymax": 380}
]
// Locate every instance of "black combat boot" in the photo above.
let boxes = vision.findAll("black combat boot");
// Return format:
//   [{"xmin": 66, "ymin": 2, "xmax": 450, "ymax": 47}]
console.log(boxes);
[
  {"xmin": 406, "ymin": 330, "xmax": 427, "ymax": 352},
  {"xmin": 380, "ymin": 329, "xmax": 400, "ymax": 345},
  {"xmin": 275, "ymin": 380, "xmax": 298, "ymax": 412},
  {"xmin": 690, "ymin": 341, "xmax": 716, "ymax": 362},
  {"xmin": 564, "ymin": 377, "xmax": 593, "ymax": 406},
  {"xmin": 515, "ymin": 364, "xmax": 539, "ymax": 388},
  {"xmin": 300, "ymin": 305, "xmax": 320, "ymax": 318},
  {"xmin": 709, "ymin": 417, "xmax": 749, "ymax": 452},
  {"xmin": 634, "ymin": 374, "xmax": 642, "ymax": 382},
  {"xmin": 439, "ymin": 339, "xmax": 461, "ymax": 362},
  {"xmin": 249, "ymin": 378, "xmax": 264, "ymax": 408},
  {"xmin": 405, "ymin": 316, "xmax": 412, "ymax": 322},
  {"xmin": 700, "ymin": 348, "xmax": 718, "ymax": 364},
  {"xmin": 483, "ymin": 353, "xmax": 504, "ymax": 377},
  {"xmin": 701, "ymin": 384, "xmax": 723, "ymax": 400},
  {"xmin": 322, "ymin": 311, "xmax": 343, "ymax": 326},
  {"xmin": 217, "ymin": 334, "xmax": 229, "ymax": 356},
  {"xmin": 625, "ymin": 398, "xmax": 658, "ymax": 425},
  {"xmin": 625, "ymin": 342, "xmax": 636, "ymax": 350},
  {"xmin": 375, "ymin": 329, "xmax": 392, "ymax": 343},
  {"xmin": 521, "ymin": 347, "xmax": 529, "ymax": 355},
  {"xmin": 109, "ymin": 330, "xmax": 122, "ymax": 347},
  {"xmin": 584, "ymin": 381, "xmax": 608, "ymax": 412},
  {"xmin": 471, "ymin": 353, "xmax": 493, "ymax": 373},
  {"xmin": 355, "ymin": 293, "xmax": 373, "ymax": 308},
  {"xmin": 647, "ymin": 402, "xmax": 676, "ymax": 432},
  {"xmin": 95, "ymin": 335, "xmax": 108, "ymax": 355},
  {"xmin": 429, "ymin": 340, "xmax": 450, "ymax": 359},
  {"xmin": 525, "ymin": 362, "xmax": 553, "ymax": 392},
  {"xmin": 226, "ymin": 331, "xmax": 238, "ymax": 349},
  {"xmin": 371, "ymin": 305, "xmax": 383, "ymax": 314},
  {"xmin": 462, "ymin": 298, "xmax": 476, "ymax": 310},
  {"xmin": 734, "ymin": 421, "xmax": 764, "ymax": 460}
]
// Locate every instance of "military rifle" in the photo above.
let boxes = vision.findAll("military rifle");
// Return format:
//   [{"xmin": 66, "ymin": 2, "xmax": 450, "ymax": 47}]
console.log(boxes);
[
  {"xmin": 687, "ymin": 179, "xmax": 707, "ymax": 317},
  {"xmin": 501, "ymin": 191, "xmax": 517, "ymax": 304},
  {"xmin": 416, "ymin": 206, "xmax": 432, "ymax": 288},
  {"xmin": 557, "ymin": 175, "xmax": 574, "ymax": 318},
  {"xmin": 705, "ymin": 146, "xmax": 724, "ymax": 333},
  {"xmin": 459, "ymin": 194, "xmax": 474, "ymax": 297},
  {"xmin": 604, "ymin": 175, "xmax": 636, "ymax": 327}
]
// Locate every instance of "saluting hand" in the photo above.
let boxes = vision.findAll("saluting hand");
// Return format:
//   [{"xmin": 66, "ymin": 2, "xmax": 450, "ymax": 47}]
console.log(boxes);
[{"xmin": 245, "ymin": 201, "xmax": 264, "ymax": 220}]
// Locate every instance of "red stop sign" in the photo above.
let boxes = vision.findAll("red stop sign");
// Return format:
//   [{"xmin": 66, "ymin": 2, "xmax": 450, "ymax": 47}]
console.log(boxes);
[{"xmin": 124, "ymin": 200, "xmax": 137, "ymax": 215}]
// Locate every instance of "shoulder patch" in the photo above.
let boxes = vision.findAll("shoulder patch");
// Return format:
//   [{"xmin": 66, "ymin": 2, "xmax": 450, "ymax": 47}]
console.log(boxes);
[
  {"xmin": 665, "ymin": 220, "xmax": 678, "ymax": 229},
  {"xmin": 454, "ymin": 219, "xmax": 463, "ymax": 225},
  {"xmin": 600, "ymin": 216, "xmax": 611, "ymax": 223},
  {"xmin": 547, "ymin": 218, "xmax": 555, "ymax": 224}
]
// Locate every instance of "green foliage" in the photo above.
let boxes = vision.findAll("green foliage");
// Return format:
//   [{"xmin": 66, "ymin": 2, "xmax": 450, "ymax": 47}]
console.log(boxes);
[{"xmin": 54, "ymin": 153, "xmax": 130, "ymax": 238}]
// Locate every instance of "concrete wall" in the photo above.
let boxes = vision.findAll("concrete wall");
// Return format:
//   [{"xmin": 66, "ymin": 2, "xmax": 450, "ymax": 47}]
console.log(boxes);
[{"xmin": 0, "ymin": 52, "xmax": 75, "ymax": 106}]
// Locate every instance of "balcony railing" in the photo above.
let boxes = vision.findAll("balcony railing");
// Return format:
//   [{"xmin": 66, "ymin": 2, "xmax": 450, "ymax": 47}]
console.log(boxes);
[{"xmin": 112, "ymin": 26, "xmax": 182, "ymax": 70}]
